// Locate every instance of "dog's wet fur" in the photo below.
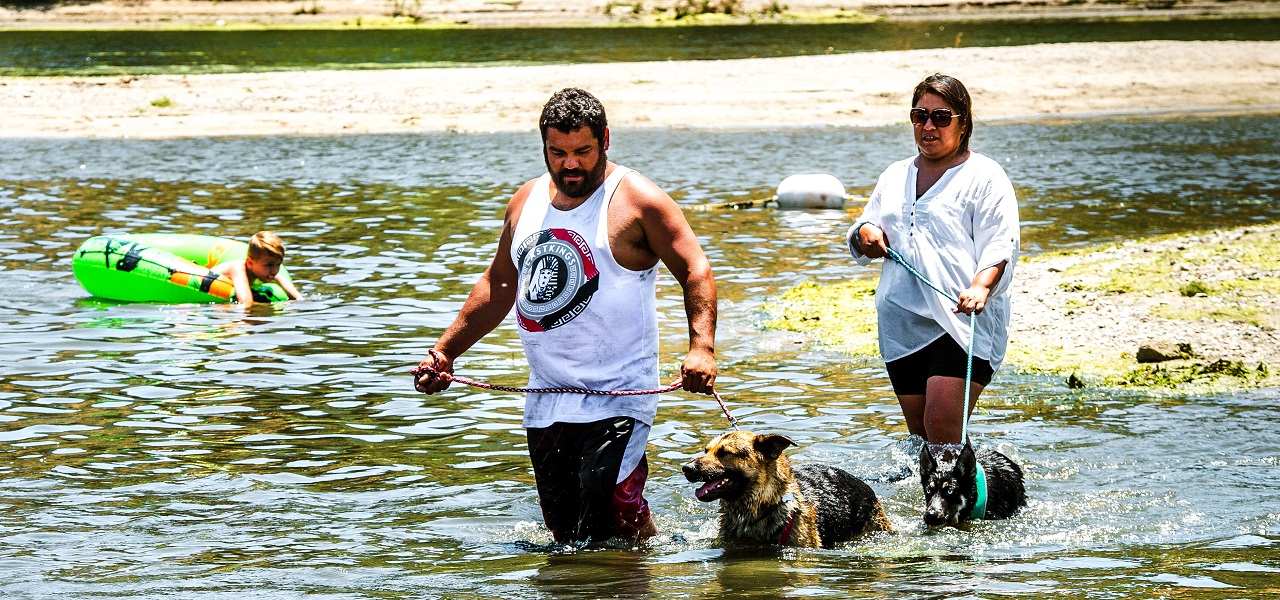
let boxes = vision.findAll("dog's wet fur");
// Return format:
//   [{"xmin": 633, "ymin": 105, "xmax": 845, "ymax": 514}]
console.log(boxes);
[
  {"xmin": 919, "ymin": 441, "xmax": 1027, "ymax": 527},
  {"xmin": 682, "ymin": 430, "xmax": 893, "ymax": 548}
]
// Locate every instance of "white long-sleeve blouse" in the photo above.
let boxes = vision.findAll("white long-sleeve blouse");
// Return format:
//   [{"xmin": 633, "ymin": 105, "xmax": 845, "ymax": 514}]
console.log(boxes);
[{"xmin": 847, "ymin": 152, "xmax": 1020, "ymax": 370}]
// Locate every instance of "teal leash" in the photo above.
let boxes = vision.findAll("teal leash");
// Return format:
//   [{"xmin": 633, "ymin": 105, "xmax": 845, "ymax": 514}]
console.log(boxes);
[
  {"xmin": 884, "ymin": 246, "xmax": 977, "ymax": 446},
  {"xmin": 883, "ymin": 245, "xmax": 988, "ymax": 519}
]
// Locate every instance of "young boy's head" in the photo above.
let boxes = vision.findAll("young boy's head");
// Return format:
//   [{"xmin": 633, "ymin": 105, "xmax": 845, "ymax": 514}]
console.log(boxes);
[
  {"xmin": 246, "ymin": 231, "xmax": 286, "ymax": 281},
  {"xmin": 248, "ymin": 231, "xmax": 285, "ymax": 261}
]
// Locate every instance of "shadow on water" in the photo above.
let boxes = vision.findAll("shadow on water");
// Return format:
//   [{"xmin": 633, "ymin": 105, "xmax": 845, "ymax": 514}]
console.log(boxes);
[{"xmin": 0, "ymin": 114, "xmax": 1278, "ymax": 597}]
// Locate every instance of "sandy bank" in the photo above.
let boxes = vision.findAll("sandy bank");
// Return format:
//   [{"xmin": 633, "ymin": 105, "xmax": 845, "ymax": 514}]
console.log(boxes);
[
  {"xmin": 765, "ymin": 223, "xmax": 1280, "ymax": 393},
  {"xmin": 2, "ymin": 39, "xmax": 1279, "ymax": 139},
  {"xmin": 1006, "ymin": 224, "xmax": 1280, "ymax": 390}
]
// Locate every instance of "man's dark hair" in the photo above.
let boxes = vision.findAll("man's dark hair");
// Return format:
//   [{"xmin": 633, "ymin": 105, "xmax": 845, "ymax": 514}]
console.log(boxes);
[
  {"xmin": 539, "ymin": 88, "xmax": 608, "ymax": 146},
  {"xmin": 912, "ymin": 74, "xmax": 973, "ymax": 153}
]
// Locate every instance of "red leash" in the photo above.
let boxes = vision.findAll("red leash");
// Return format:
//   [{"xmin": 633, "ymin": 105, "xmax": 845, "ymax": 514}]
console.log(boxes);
[{"xmin": 411, "ymin": 355, "xmax": 739, "ymax": 430}]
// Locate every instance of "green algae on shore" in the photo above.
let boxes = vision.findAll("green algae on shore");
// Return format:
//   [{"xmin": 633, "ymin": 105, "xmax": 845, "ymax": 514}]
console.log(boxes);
[
  {"xmin": 762, "ymin": 278, "xmax": 879, "ymax": 356},
  {"xmin": 762, "ymin": 224, "xmax": 1280, "ymax": 393}
]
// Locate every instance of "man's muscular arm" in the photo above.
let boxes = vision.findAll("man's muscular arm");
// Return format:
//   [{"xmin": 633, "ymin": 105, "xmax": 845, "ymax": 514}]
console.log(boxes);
[
  {"xmin": 623, "ymin": 176, "xmax": 718, "ymax": 394},
  {"xmin": 414, "ymin": 180, "xmax": 533, "ymax": 394}
]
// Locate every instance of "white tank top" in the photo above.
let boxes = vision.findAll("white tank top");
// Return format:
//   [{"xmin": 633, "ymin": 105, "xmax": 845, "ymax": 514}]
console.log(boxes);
[{"xmin": 511, "ymin": 166, "xmax": 660, "ymax": 428}]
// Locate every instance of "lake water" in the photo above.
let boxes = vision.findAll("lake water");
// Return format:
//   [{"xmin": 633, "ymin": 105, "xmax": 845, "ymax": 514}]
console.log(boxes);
[
  {"xmin": 1, "ymin": 114, "xmax": 1279, "ymax": 598},
  {"xmin": 3, "ymin": 16, "xmax": 1279, "ymax": 76}
]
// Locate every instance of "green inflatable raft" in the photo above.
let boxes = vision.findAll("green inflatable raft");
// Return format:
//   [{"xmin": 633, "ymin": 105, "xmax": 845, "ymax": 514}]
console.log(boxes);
[{"xmin": 72, "ymin": 233, "xmax": 293, "ymax": 304}]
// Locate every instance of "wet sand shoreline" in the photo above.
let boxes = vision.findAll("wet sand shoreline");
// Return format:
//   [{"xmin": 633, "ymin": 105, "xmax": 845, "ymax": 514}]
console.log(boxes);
[
  {"xmin": 3, "ymin": 1, "xmax": 1280, "ymax": 138},
  {"xmin": 3, "ymin": 39, "xmax": 1279, "ymax": 139}
]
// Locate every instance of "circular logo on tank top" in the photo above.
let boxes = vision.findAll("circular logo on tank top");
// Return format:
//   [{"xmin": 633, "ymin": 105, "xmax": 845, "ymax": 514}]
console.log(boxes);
[{"xmin": 515, "ymin": 228, "xmax": 600, "ymax": 332}]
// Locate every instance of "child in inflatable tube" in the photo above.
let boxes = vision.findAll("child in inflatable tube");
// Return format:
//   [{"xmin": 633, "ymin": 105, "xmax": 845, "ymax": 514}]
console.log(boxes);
[{"xmin": 213, "ymin": 231, "xmax": 304, "ymax": 306}]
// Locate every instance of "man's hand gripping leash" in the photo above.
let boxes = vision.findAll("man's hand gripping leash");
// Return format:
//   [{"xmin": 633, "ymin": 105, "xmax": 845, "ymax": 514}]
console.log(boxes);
[{"xmin": 413, "ymin": 348, "xmax": 454, "ymax": 394}]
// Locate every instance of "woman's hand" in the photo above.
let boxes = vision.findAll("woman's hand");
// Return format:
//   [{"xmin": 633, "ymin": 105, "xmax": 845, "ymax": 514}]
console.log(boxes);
[
  {"xmin": 955, "ymin": 284, "xmax": 992, "ymax": 316},
  {"xmin": 852, "ymin": 223, "xmax": 890, "ymax": 259},
  {"xmin": 956, "ymin": 262, "xmax": 1007, "ymax": 315}
]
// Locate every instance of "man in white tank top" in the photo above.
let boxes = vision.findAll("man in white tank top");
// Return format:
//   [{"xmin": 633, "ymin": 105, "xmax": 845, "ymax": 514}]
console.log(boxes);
[{"xmin": 414, "ymin": 88, "xmax": 718, "ymax": 546}]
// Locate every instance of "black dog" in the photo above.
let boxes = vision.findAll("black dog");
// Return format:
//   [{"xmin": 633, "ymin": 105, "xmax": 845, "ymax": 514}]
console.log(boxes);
[{"xmin": 919, "ymin": 442, "xmax": 1026, "ymax": 527}]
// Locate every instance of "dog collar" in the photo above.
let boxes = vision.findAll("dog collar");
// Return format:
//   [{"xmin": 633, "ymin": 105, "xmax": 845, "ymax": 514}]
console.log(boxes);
[
  {"xmin": 969, "ymin": 462, "xmax": 988, "ymax": 521},
  {"xmin": 778, "ymin": 493, "xmax": 797, "ymax": 545}
]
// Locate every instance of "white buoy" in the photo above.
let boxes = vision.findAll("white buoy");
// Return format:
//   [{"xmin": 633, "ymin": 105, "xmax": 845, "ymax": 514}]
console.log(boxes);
[{"xmin": 773, "ymin": 173, "xmax": 846, "ymax": 209}]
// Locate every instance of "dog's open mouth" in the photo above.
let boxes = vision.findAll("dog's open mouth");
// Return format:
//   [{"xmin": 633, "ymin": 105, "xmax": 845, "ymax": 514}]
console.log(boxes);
[{"xmin": 694, "ymin": 477, "xmax": 738, "ymax": 502}]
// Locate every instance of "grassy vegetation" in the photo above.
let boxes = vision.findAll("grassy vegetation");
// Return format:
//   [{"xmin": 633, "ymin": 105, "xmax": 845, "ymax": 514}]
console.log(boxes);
[
  {"xmin": 7, "ymin": 4, "xmax": 1278, "ymax": 32},
  {"xmin": 294, "ymin": 1, "xmax": 324, "ymax": 16},
  {"xmin": 4, "ymin": 11, "xmax": 880, "ymax": 32},
  {"xmin": 1150, "ymin": 303, "xmax": 1265, "ymax": 326}
]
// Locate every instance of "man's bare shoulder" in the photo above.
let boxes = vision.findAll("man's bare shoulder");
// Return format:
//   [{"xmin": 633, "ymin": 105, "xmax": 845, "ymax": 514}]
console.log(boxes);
[
  {"xmin": 500, "ymin": 176, "xmax": 543, "ymax": 227},
  {"xmin": 509, "ymin": 176, "xmax": 543, "ymax": 209},
  {"xmin": 615, "ymin": 170, "xmax": 676, "ymax": 211},
  {"xmin": 516, "ymin": 176, "xmax": 542, "ymax": 196}
]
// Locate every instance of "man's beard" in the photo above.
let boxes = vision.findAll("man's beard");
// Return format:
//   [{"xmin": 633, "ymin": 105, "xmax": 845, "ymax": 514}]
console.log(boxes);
[{"xmin": 547, "ymin": 150, "xmax": 608, "ymax": 199}]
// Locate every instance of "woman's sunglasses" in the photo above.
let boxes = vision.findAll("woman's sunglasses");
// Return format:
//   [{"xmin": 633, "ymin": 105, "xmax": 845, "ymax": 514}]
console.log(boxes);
[{"xmin": 910, "ymin": 108, "xmax": 962, "ymax": 127}]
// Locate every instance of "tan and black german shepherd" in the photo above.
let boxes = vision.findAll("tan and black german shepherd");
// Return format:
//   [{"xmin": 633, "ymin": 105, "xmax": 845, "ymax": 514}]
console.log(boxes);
[{"xmin": 682, "ymin": 430, "xmax": 893, "ymax": 548}]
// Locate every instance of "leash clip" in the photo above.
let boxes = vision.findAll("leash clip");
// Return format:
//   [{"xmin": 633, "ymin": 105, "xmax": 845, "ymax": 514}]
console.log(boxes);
[{"xmin": 711, "ymin": 388, "xmax": 740, "ymax": 431}]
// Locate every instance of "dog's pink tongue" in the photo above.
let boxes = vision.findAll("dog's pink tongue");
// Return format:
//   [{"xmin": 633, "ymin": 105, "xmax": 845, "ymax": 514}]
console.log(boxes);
[{"xmin": 695, "ymin": 478, "xmax": 727, "ymax": 501}]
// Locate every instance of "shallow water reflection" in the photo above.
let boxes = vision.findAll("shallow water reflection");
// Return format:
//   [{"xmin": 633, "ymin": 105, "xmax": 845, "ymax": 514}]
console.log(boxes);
[{"xmin": 1, "ymin": 114, "xmax": 1278, "ymax": 597}]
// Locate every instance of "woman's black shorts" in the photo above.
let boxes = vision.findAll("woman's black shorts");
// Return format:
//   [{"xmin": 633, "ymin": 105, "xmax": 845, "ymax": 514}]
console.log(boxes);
[{"xmin": 885, "ymin": 334, "xmax": 995, "ymax": 396}]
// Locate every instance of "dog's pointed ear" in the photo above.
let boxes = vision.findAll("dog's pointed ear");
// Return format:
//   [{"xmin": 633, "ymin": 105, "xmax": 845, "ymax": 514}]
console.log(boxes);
[
  {"xmin": 919, "ymin": 444, "xmax": 936, "ymax": 484},
  {"xmin": 956, "ymin": 442, "xmax": 977, "ymax": 478},
  {"xmin": 754, "ymin": 434, "xmax": 795, "ymax": 462}
]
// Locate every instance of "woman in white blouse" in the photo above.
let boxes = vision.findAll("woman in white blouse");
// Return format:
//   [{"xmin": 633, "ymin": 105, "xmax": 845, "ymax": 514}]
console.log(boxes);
[{"xmin": 847, "ymin": 74, "xmax": 1020, "ymax": 445}]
